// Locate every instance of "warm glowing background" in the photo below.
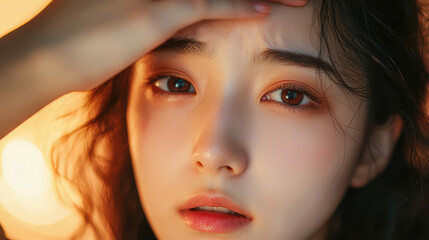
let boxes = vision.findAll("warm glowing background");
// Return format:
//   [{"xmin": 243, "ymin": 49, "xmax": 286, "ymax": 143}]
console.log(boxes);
[
  {"xmin": 0, "ymin": 93, "xmax": 87, "ymax": 240},
  {"xmin": 0, "ymin": 0, "xmax": 51, "ymax": 37},
  {"xmin": 0, "ymin": 1, "xmax": 92, "ymax": 239}
]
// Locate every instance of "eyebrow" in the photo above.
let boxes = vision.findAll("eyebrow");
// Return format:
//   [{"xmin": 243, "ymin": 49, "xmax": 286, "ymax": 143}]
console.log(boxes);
[
  {"xmin": 255, "ymin": 50, "xmax": 336, "ymax": 75},
  {"xmin": 150, "ymin": 37, "xmax": 335, "ymax": 74},
  {"xmin": 150, "ymin": 37, "xmax": 208, "ymax": 55}
]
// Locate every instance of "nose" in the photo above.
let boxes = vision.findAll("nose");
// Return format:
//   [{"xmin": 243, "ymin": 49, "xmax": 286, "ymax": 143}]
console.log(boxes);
[
  {"xmin": 191, "ymin": 142, "xmax": 248, "ymax": 177},
  {"xmin": 191, "ymin": 100, "xmax": 249, "ymax": 177}
]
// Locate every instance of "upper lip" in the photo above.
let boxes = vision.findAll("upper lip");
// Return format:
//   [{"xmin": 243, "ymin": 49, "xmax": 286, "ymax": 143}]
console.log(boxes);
[{"xmin": 178, "ymin": 191, "xmax": 252, "ymax": 219}]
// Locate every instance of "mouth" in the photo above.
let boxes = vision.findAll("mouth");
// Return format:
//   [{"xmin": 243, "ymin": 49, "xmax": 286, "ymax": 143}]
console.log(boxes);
[
  {"xmin": 178, "ymin": 192, "xmax": 252, "ymax": 233},
  {"xmin": 189, "ymin": 206, "xmax": 247, "ymax": 217}
]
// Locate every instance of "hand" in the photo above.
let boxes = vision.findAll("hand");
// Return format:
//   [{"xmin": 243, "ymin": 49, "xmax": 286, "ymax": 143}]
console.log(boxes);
[
  {"xmin": 12, "ymin": 0, "xmax": 276, "ymax": 91},
  {"xmin": 1, "ymin": 0, "xmax": 308, "ymax": 93}
]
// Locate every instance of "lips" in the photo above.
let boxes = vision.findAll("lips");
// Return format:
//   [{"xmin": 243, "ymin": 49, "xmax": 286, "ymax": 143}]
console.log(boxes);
[{"xmin": 178, "ymin": 192, "xmax": 252, "ymax": 233}]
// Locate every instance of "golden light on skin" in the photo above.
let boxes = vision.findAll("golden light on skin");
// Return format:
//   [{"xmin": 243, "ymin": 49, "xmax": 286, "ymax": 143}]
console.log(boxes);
[{"xmin": 0, "ymin": 0, "xmax": 52, "ymax": 37}]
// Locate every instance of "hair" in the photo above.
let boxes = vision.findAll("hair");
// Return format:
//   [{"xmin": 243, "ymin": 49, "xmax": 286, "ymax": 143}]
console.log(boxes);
[{"xmin": 51, "ymin": 0, "xmax": 429, "ymax": 239}]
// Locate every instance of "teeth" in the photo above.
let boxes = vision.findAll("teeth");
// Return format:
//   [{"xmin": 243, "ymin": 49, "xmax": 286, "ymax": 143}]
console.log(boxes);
[{"xmin": 194, "ymin": 206, "xmax": 237, "ymax": 215}]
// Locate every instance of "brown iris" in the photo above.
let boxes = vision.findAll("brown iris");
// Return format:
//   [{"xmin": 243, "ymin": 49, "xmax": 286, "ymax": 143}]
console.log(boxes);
[
  {"xmin": 167, "ymin": 77, "xmax": 192, "ymax": 92},
  {"xmin": 281, "ymin": 89, "xmax": 304, "ymax": 105}
]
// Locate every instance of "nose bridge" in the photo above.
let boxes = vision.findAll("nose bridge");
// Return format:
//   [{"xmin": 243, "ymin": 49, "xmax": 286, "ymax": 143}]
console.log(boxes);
[
  {"xmin": 192, "ymin": 79, "xmax": 249, "ymax": 176},
  {"xmin": 191, "ymin": 27, "xmax": 254, "ymax": 176},
  {"xmin": 196, "ymin": 89, "xmax": 241, "ymax": 155}
]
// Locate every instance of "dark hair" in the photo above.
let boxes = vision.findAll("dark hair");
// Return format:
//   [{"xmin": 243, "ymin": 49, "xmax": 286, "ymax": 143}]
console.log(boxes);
[
  {"xmin": 52, "ymin": 0, "xmax": 429, "ymax": 239},
  {"xmin": 318, "ymin": 0, "xmax": 429, "ymax": 239}
]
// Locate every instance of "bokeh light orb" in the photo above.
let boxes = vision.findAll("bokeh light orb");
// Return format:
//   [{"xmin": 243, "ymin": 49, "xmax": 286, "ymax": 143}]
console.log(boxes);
[
  {"xmin": 2, "ymin": 140, "xmax": 50, "ymax": 196},
  {"xmin": 0, "ymin": 140, "xmax": 70, "ymax": 225}
]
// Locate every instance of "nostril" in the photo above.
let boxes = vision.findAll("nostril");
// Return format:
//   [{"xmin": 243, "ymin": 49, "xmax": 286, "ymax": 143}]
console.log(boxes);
[
  {"xmin": 195, "ymin": 161, "xmax": 203, "ymax": 168},
  {"xmin": 225, "ymin": 166, "xmax": 233, "ymax": 171}
]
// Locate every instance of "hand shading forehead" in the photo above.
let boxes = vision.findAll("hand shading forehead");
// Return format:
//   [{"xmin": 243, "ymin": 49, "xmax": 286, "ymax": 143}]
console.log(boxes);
[{"xmin": 171, "ymin": 2, "xmax": 320, "ymax": 58}]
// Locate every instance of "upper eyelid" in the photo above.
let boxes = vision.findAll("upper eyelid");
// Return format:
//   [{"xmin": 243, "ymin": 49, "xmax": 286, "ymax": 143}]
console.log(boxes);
[
  {"xmin": 268, "ymin": 87, "xmax": 313, "ymax": 102},
  {"xmin": 146, "ymin": 72, "xmax": 195, "ymax": 87},
  {"xmin": 147, "ymin": 72, "xmax": 184, "ymax": 83},
  {"xmin": 262, "ymin": 81, "xmax": 324, "ymax": 103}
]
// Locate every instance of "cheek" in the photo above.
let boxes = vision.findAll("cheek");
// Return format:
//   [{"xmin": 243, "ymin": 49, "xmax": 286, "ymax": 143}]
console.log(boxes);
[
  {"xmin": 127, "ymin": 87, "xmax": 197, "ymax": 231},
  {"xmin": 248, "ymin": 111, "xmax": 363, "ymax": 237},
  {"xmin": 128, "ymin": 98, "xmax": 196, "ymax": 187},
  {"xmin": 127, "ymin": 75, "xmax": 195, "ymax": 183},
  {"xmin": 251, "ymin": 113, "xmax": 345, "ymax": 185}
]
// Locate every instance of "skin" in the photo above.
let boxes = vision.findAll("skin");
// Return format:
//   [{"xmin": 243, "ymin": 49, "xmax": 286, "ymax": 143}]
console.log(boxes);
[{"xmin": 127, "ymin": 2, "xmax": 400, "ymax": 240}]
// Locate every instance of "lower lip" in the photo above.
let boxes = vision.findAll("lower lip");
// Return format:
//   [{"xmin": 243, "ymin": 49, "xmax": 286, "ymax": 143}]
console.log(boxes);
[{"xmin": 179, "ymin": 210, "xmax": 252, "ymax": 233}]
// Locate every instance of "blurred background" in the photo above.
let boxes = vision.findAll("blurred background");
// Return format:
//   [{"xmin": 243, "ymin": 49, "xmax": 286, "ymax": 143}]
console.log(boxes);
[{"xmin": 0, "ymin": 1, "xmax": 90, "ymax": 239}]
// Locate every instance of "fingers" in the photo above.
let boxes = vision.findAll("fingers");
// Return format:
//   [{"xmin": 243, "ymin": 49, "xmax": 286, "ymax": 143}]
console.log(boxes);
[
  {"xmin": 146, "ymin": 0, "xmax": 271, "ymax": 24},
  {"xmin": 197, "ymin": 0, "xmax": 273, "ymax": 18},
  {"xmin": 265, "ymin": 0, "xmax": 309, "ymax": 7},
  {"xmin": 129, "ymin": 0, "xmax": 309, "ymax": 63},
  {"xmin": 140, "ymin": 0, "xmax": 272, "ymax": 44}
]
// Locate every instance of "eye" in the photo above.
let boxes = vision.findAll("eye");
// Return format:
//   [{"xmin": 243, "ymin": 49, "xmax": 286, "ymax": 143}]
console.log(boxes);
[
  {"xmin": 151, "ymin": 75, "xmax": 196, "ymax": 94},
  {"xmin": 261, "ymin": 88, "xmax": 311, "ymax": 106}
]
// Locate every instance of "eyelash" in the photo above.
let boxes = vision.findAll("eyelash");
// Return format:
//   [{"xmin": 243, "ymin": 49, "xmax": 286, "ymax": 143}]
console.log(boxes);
[
  {"xmin": 260, "ymin": 83, "xmax": 320, "ymax": 113},
  {"xmin": 145, "ymin": 74, "xmax": 320, "ymax": 112}
]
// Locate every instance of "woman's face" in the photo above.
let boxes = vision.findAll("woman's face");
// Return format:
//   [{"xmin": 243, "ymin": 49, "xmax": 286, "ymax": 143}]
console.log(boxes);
[{"xmin": 127, "ymin": 3, "xmax": 368, "ymax": 240}]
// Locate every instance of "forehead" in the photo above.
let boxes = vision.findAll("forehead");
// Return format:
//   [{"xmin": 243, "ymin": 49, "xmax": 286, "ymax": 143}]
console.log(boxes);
[{"xmin": 173, "ymin": 2, "xmax": 319, "ymax": 57}]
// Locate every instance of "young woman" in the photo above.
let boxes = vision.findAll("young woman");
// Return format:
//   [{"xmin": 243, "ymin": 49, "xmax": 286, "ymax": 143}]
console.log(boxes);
[{"xmin": 1, "ymin": 0, "xmax": 428, "ymax": 239}]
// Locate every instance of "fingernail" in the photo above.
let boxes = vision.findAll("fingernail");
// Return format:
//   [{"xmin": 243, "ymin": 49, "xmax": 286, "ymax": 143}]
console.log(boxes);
[{"xmin": 253, "ymin": 2, "xmax": 272, "ymax": 14}]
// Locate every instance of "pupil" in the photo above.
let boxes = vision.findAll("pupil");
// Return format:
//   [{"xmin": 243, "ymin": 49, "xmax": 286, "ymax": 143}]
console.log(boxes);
[
  {"xmin": 168, "ymin": 77, "xmax": 191, "ymax": 92},
  {"xmin": 287, "ymin": 91, "xmax": 296, "ymax": 100},
  {"xmin": 175, "ymin": 79, "xmax": 185, "ymax": 89},
  {"xmin": 281, "ymin": 89, "xmax": 303, "ymax": 105}
]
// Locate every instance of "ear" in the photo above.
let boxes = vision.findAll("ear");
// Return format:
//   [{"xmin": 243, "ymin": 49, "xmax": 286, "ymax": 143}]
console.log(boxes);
[{"xmin": 350, "ymin": 115, "xmax": 403, "ymax": 188}]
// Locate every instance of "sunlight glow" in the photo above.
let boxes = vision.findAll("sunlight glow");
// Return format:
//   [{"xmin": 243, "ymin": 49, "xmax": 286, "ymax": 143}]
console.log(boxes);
[
  {"xmin": 2, "ymin": 140, "xmax": 49, "ymax": 196},
  {"xmin": 0, "ymin": 140, "xmax": 70, "ymax": 225},
  {"xmin": 0, "ymin": 0, "xmax": 53, "ymax": 37}
]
